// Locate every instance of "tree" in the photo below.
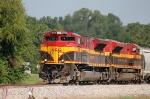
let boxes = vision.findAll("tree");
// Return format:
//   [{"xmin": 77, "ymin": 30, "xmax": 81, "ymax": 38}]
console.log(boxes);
[
  {"xmin": 0, "ymin": 0, "xmax": 32, "ymax": 84},
  {"xmin": 125, "ymin": 23, "xmax": 143, "ymax": 44},
  {"xmin": 26, "ymin": 16, "xmax": 51, "ymax": 48},
  {"xmin": 58, "ymin": 16, "xmax": 64, "ymax": 27},
  {"xmin": 124, "ymin": 23, "xmax": 150, "ymax": 47},
  {"xmin": 71, "ymin": 8, "xmax": 92, "ymax": 35},
  {"xmin": 26, "ymin": 16, "xmax": 51, "ymax": 73},
  {"xmin": 106, "ymin": 13, "xmax": 123, "ymax": 40},
  {"xmin": 142, "ymin": 24, "xmax": 150, "ymax": 47},
  {"xmin": 87, "ymin": 10, "xmax": 108, "ymax": 38},
  {"xmin": 39, "ymin": 16, "xmax": 63, "ymax": 31},
  {"xmin": 0, "ymin": 60, "xmax": 8, "ymax": 83},
  {"xmin": 63, "ymin": 14, "xmax": 73, "ymax": 31},
  {"xmin": 63, "ymin": 8, "xmax": 108, "ymax": 37}
]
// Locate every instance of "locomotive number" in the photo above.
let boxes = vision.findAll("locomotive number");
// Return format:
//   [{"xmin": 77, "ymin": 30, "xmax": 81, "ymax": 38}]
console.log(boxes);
[
  {"xmin": 90, "ymin": 56, "xmax": 94, "ymax": 59},
  {"xmin": 51, "ymin": 48, "xmax": 62, "ymax": 52}
]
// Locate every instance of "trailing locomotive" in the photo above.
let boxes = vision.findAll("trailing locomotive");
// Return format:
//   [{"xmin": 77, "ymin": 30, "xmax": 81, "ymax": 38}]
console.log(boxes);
[{"xmin": 39, "ymin": 31, "xmax": 150, "ymax": 84}]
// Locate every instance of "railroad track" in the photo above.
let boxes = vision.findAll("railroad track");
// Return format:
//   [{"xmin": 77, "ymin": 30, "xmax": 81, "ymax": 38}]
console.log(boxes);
[{"xmin": 0, "ymin": 82, "xmax": 149, "ymax": 88}]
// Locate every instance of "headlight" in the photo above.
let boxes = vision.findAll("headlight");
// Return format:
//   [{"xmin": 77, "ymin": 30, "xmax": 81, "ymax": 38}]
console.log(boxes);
[
  {"xmin": 61, "ymin": 59, "xmax": 64, "ymax": 63},
  {"xmin": 44, "ymin": 59, "xmax": 47, "ymax": 62}
]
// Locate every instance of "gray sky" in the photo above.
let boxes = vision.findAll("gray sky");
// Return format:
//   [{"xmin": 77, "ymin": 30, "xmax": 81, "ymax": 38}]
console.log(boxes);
[{"xmin": 22, "ymin": 0, "xmax": 150, "ymax": 26}]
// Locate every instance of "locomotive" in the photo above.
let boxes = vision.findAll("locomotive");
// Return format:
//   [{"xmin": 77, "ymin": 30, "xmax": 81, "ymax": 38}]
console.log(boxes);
[{"xmin": 39, "ymin": 31, "xmax": 150, "ymax": 84}]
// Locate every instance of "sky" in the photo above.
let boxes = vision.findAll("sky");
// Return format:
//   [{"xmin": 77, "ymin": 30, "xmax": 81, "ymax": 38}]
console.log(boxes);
[{"xmin": 22, "ymin": 0, "xmax": 150, "ymax": 26}]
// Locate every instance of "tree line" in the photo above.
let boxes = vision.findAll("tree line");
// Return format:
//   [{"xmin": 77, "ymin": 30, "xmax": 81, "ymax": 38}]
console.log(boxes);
[{"xmin": 0, "ymin": 0, "xmax": 150, "ymax": 84}]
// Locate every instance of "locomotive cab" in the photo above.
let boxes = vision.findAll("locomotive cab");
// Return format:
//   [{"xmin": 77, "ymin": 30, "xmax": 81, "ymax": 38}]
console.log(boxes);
[
  {"xmin": 40, "ymin": 31, "xmax": 80, "ymax": 64},
  {"xmin": 39, "ymin": 31, "xmax": 83, "ymax": 83}
]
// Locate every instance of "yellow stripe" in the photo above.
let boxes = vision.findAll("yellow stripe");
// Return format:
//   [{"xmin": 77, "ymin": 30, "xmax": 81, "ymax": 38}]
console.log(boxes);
[
  {"xmin": 112, "ymin": 53, "xmax": 141, "ymax": 59},
  {"xmin": 40, "ymin": 46, "xmax": 142, "ymax": 64}
]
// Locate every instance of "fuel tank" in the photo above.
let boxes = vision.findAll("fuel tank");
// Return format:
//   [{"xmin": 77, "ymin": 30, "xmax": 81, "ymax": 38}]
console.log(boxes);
[
  {"xmin": 80, "ymin": 71, "xmax": 100, "ymax": 81},
  {"xmin": 117, "ymin": 73, "xmax": 135, "ymax": 81}
]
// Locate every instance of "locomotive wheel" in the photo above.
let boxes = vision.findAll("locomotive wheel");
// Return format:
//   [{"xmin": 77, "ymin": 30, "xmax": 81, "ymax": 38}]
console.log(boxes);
[
  {"xmin": 148, "ymin": 77, "xmax": 150, "ymax": 84},
  {"xmin": 137, "ymin": 79, "xmax": 141, "ymax": 84},
  {"xmin": 100, "ymin": 81, "xmax": 102, "ymax": 84},
  {"xmin": 113, "ymin": 80, "xmax": 117, "ymax": 84},
  {"xmin": 68, "ymin": 80, "xmax": 72, "ymax": 85},
  {"xmin": 125, "ymin": 81, "xmax": 129, "ymax": 84},
  {"xmin": 110, "ymin": 80, "xmax": 116, "ymax": 84},
  {"xmin": 73, "ymin": 80, "xmax": 76, "ymax": 85},
  {"xmin": 106, "ymin": 82, "xmax": 110, "ymax": 85},
  {"xmin": 93, "ymin": 81, "xmax": 97, "ymax": 85},
  {"xmin": 97, "ymin": 80, "xmax": 102, "ymax": 84},
  {"xmin": 96, "ymin": 80, "xmax": 99, "ymax": 84},
  {"xmin": 69, "ymin": 80, "xmax": 76, "ymax": 85},
  {"xmin": 134, "ymin": 80, "xmax": 137, "ymax": 84},
  {"xmin": 117, "ymin": 81, "xmax": 120, "ymax": 84},
  {"xmin": 130, "ymin": 80, "xmax": 133, "ymax": 84}
]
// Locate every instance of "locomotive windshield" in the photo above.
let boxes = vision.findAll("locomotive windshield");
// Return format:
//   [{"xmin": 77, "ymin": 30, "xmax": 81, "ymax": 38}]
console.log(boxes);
[
  {"xmin": 45, "ymin": 36, "xmax": 57, "ymax": 41},
  {"xmin": 61, "ymin": 36, "xmax": 75, "ymax": 41}
]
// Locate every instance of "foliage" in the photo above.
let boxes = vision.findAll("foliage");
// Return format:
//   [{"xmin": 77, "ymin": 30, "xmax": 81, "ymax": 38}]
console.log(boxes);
[
  {"xmin": 106, "ymin": 13, "xmax": 123, "ymax": 40},
  {"xmin": 126, "ymin": 23, "xmax": 150, "ymax": 47},
  {"xmin": 63, "ymin": 8, "xmax": 108, "ymax": 38},
  {"xmin": 38, "ymin": 16, "xmax": 63, "ymax": 31},
  {"xmin": 0, "ymin": 60, "xmax": 9, "ymax": 84},
  {"xmin": 25, "ymin": 16, "xmax": 50, "ymax": 73},
  {"xmin": 0, "ymin": 0, "xmax": 33, "ymax": 84}
]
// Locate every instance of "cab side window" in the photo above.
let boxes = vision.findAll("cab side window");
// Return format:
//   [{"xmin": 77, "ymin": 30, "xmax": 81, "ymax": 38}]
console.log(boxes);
[
  {"xmin": 61, "ymin": 37, "xmax": 75, "ymax": 41},
  {"xmin": 45, "ymin": 36, "xmax": 57, "ymax": 41},
  {"xmin": 78, "ymin": 38, "xmax": 81, "ymax": 45}
]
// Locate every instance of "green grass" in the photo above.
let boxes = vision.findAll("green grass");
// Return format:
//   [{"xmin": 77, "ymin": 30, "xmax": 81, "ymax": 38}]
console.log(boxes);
[{"xmin": 21, "ymin": 74, "xmax": 40, "ymax": 84}]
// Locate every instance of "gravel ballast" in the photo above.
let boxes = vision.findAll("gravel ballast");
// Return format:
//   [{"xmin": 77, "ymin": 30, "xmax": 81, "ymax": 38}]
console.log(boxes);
[{"xmin": 0, "ymin": 85, "xmax": 150, "ymax": 99}]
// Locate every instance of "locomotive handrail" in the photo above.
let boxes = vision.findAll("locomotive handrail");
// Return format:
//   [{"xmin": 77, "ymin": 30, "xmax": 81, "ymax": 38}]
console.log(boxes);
[
  {"xmin": 39, "ymin": 52, "xmax": 47, "ymax": 71},
  {"xmin": 65, "ymin": 53, "xmax": 73, "ymax": 63},
  {"xmin": 106, "ymin": 57, "xmax": 112, "ymax": 65},
  {"xmin": 39, "ymin": 52, "xmax": 50, "ymax": 71},
  {"xmin": 64, "ymin": 52, "xmax": 78, "ymax": 71},
  {"xmin": 40, "ymin": 52, "xmax": 47, "ymax": 60}
]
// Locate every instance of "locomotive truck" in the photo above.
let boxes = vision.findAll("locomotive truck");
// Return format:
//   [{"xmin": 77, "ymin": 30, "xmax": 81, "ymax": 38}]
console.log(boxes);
[{"xmin": 39, "ymin": 31, "xmax": 150, "ymax": 84}]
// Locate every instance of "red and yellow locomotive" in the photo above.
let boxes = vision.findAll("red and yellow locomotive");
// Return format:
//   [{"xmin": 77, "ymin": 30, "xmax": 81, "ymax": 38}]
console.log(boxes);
[{"xmin": 39, "ymin": 31, "xmax": 143, "ymax": 84}]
